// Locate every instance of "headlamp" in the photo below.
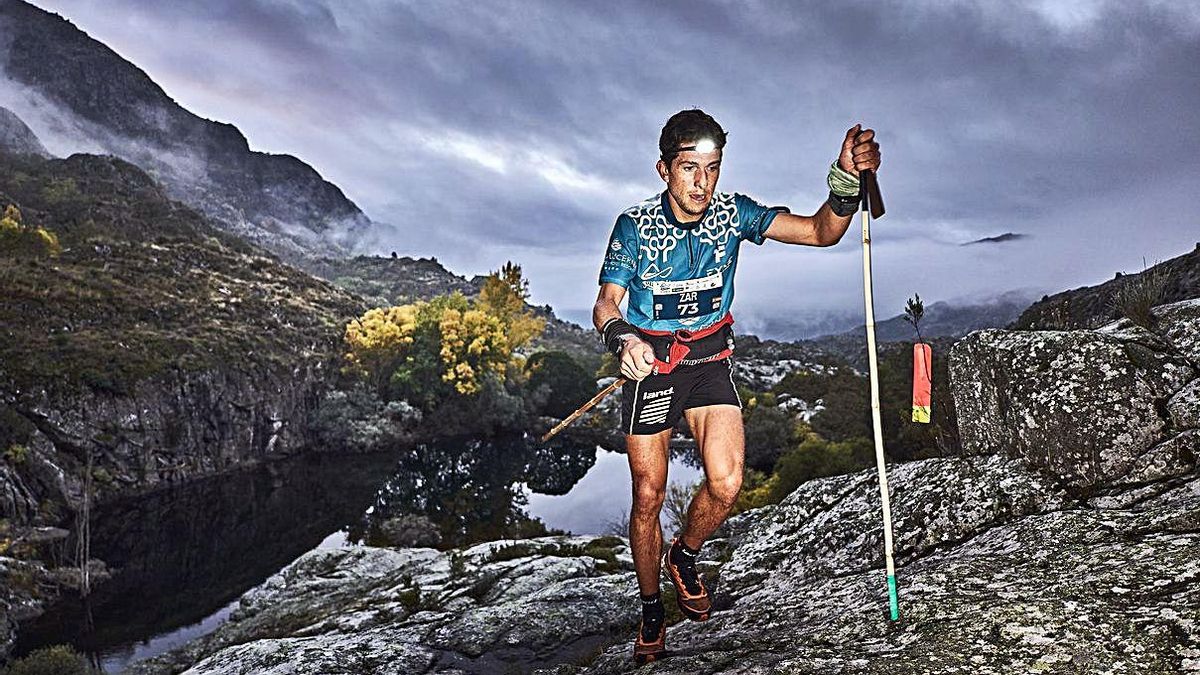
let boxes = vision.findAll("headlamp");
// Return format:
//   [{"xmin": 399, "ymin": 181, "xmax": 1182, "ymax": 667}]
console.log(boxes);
[{"xmin": 680, "ymin": 138, "xmax": 717, "ymax": 154}]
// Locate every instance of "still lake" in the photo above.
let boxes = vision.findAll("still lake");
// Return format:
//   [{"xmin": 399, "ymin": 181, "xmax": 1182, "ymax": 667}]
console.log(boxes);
[{"xmin": 10, "ymin": 438, "xmax": 704, "ymax": 673}]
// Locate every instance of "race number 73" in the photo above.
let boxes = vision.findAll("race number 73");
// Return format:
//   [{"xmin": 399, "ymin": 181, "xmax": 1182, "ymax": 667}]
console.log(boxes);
[{"xmin": 678, "ymin": 291, "xmax": 700, "ymax": 315}]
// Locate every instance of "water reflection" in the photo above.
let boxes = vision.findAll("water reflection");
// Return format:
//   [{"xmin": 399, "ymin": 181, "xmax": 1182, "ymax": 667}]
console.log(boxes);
[
  {"xmin": 526, "ymin": 445, "xmax": 705, "ymax": 536},
  {"xmin": 10, "ymin": 435, "xmax": 601, "ymax": 671},
  {"xmin": 11, "ymin": 450, "xmax": 399, "ymax": 669},
  {"xmin": 360, "ymin": 434, "xmax": 597, "ymax": 548}
]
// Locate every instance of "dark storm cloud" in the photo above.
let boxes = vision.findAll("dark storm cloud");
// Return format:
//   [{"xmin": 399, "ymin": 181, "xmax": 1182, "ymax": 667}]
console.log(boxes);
[{"xmin": 28, "ymin": 0, "xmax": 1200, "ymax": 333}]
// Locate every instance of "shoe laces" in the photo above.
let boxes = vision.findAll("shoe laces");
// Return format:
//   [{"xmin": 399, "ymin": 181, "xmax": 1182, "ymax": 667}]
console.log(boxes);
[
  {"xmin": 671, "ymin": 544, "xmax": 703, "ymax": 595},
  {"xmin": 641, "ymin": 615, "xmax": 663, "ymax": 642}
]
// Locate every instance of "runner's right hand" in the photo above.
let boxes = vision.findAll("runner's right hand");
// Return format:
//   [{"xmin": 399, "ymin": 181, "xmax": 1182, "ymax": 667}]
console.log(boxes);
[{"xmin": 620, "ymin": 338, "xmax": 656, "ymax": 381}]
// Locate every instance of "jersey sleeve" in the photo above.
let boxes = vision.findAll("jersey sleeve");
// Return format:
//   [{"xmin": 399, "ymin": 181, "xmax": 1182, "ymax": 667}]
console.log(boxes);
[
  {"xmin": 598, "ymin": 213, "xmax": 639, "ymax": 287},
  {"xmin": 735, "ymin": 193, "xmax": 791, "ymax": 246}
]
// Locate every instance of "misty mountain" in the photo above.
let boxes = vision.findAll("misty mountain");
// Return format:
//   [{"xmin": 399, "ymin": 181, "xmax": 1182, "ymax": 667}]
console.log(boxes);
[
  {"xmin": 0, "ymin": 0, "xmax": 369, "ymax": 263},
  {"xmin": 807, "ymin": 289, "xmax": 1040, "ymax": 368},
  {"xmin": 734, "ymin": 309, "xmax": 863, "ymax": 342}
]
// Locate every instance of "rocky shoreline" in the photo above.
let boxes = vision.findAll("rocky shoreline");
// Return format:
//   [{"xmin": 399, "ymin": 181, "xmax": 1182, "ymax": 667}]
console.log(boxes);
[
  {"xmin": 4, "ymin": 294, "xmax": 1199, "ymax": 671},
  {"xmin": 93, "ymin": 300, "xmax": 1200, "ymax": 673},
  {"xmin": 113, "ymin": 452, "xmax": 1198, "ymax": 674}
]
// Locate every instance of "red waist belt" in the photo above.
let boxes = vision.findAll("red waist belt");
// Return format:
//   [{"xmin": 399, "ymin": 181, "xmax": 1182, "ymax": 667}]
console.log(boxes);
[{"xmin": 636, "ymin": 312, "xmax": 735, "ymax": 375}]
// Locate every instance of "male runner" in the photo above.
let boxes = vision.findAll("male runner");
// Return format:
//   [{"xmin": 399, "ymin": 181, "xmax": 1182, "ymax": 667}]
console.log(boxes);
[{"xmin": 592, "ymin": 109, "xmax": 881, "ymax": 663}]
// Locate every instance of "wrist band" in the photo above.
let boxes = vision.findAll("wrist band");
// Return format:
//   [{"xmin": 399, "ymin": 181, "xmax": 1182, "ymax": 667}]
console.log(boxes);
[
  {"xmin": 826, "ymin": 160, "xmax": 861, "ymax": 198},
  {"xmin": 826, "ymin": 190, "xmax": 860, "ymax": 217},
  {"xmin": 601, "ymin": 317, "xmax": 637, "ymax": 356}
]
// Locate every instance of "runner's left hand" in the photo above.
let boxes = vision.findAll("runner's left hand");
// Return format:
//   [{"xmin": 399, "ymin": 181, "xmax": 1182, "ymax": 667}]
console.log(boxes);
[{"xmin": 838, "ymin": 124, "xmax": 881, "ymax": 177}]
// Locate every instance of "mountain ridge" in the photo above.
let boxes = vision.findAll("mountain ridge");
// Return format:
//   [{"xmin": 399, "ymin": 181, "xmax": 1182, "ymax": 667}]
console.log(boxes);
[
  {"xmin": 0, "ymin": 0, "xmax": 369, "ymax": 262},
  {"xmin": 1009, "ymin": 243, "xmax": 1200, "ymax": 330}
]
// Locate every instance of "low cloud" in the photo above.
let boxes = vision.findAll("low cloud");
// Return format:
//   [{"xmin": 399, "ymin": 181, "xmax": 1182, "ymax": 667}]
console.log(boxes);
[{"xmin": 962, "ymin": 233, "xmax": 1028, "ymax": 246}]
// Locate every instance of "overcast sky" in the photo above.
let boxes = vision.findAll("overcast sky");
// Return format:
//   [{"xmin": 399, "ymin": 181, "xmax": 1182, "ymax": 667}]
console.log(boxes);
[{"xmin": 31, "ymin": 0, "xmax": 1200, "ymax": 336}]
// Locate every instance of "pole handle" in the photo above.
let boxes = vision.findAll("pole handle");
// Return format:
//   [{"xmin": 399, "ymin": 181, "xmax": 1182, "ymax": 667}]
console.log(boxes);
[{"xmin": 861, "ymin": 168, "xmax": 885, "ymax": 219}]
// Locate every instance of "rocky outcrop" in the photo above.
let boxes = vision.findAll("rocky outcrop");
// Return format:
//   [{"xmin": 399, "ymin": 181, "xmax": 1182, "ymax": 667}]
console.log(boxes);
[
  {"xmin": 0, "ymin": 107, "xmax": 47, "ymax": 157},
  {"xmin": 122, "ymin": 536, "xmax": 637, "ymax": 674},
  {"xmin": 951, "ymin": 299, "xmax": 1200, "ymax": 500},
  {"xmin": 112, "ymin": 453, "xmax": 1200, "ymax": 674},
  {"xmin": 3, "ymin": 362, "xmax": 331, "ymax": 522}
]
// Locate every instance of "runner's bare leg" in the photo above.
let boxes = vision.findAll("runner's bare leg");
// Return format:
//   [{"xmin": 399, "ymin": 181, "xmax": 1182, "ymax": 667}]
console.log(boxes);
[
  {"xmin": 680, "ymin": 404, "xmax": 744, "ymax": 549},
  {"xmin": 626, "ymin": 428, "xmax": 672, "ymax": 595}
]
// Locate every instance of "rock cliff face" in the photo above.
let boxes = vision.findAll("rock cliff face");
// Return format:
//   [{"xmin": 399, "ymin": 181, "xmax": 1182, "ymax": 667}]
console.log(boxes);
[
  {"xmin": 3, "ymin": 364, "xmax": 332, "ymax": 523},
  {"xmin": 111, "ymin": 299, "xmax": 1200, "ymax": 674},
  {"xmin": 0, "ymin": 1, "xmax": 370, "ymax": 261},
  {"xmin": 952, "ymin": 299, "xmax": 1199, "ymax": 500},
  {"xmin": 0, "ymin": 106, "xmax": 46, "ymax": 157},
  {"xmin": 0, "ymin": 150, "xmax": 365, "ymax": 521},
  {"xmin": 0, "ymin": 148, "xmax": 364, "ymax": 662}
]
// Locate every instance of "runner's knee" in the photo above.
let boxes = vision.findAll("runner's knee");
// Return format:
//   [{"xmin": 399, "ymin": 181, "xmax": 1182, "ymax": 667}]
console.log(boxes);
[
  {"xmin": 706, "ymin": 473, "xmax": 742, "ymax": 508},
  {"xmin": 631, "ymin": 482, "xmax": 666, "ymax": 516}
]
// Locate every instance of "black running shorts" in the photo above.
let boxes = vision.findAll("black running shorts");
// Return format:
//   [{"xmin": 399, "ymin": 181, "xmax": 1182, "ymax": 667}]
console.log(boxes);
[{"xmin": 620, "ymin": 358, "xmax": 742, "ymax": 436}]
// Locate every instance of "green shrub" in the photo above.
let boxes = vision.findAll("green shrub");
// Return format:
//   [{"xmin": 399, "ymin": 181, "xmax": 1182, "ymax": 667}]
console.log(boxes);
[
  {"xmin": 2, "ymin": 644, "xmax": 90, "ymax": 675},
  {"xmin": 526, "ymin": 350, "xmax": 595, "ymax": 418},
  {"xmin": 489, "ymin": 542, "xmax": 539, "ymax": 562},
  {"xmin": 731, "ymin": 468, "xmax": 779, "ymax": 514},
  {"xmin": 809, "ymin": 387, "xmax": 871, "ymax": 442},
  {"xmin": 449, "ymin": 551, "xmax": 467, "ymax": 577},
  {"xmin": 742, "ymin": 402, "xmax": 796, "ymax": 472},
  {"xmin": 586, "ymin": 535, "xmax": 624, "ymax": 549},
  {"xmin": 3, "ymin": 444, "xmax": 29, "ymax": 465},
  {"xmin": 581, "ymin": 543, "xmax": 620, "ymax": 572},
  {"xmin": 770, "ymin": 437, "xmax": 875, "ymax": 502},
  {"xmin": 1108, "ymin": 261, "xmax": 1167, "ymax": 330}
]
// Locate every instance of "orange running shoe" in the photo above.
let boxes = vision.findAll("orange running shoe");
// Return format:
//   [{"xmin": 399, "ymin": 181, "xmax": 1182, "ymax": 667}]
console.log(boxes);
[
  {"xmin": 661, "ymin": 536, "xmax": 711, "ymax": 621},
  {"xmin": 633, "ymin": 617, "xmax": 666, "ymax": 664}
]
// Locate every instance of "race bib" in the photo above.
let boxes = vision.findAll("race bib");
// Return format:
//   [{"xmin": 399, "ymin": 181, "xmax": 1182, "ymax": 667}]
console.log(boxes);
[{"xmin": 649, "ymin": 273, "xmax": 723, "ymax": 320}]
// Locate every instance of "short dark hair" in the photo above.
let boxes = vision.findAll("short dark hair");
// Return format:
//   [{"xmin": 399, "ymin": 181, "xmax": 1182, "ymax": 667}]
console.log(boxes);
[{"xmin": 659, "ymin": 109, "xmax": 727, "ymax": 164}]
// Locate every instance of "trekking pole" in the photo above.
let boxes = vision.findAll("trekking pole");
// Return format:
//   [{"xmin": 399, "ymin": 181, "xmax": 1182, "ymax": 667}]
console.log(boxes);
[
  {"xmin": 540, "ymin": 377, "xmax": 626, "ymax": 443},
  {"xmin": 859, "ymin": 168, "xmax": 899, "ymax": 621}
]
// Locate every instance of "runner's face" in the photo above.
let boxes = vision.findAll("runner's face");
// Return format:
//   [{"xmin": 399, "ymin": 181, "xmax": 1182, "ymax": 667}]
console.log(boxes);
[{"xmin": 658, "ymin": 147, "xmax": 722, "ymax": 219}]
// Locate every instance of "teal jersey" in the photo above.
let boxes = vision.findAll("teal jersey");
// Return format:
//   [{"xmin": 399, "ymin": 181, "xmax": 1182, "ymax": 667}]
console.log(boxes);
[{"xmin": 598, "ymin": 190, "xmax": 788, "ymax": 332}]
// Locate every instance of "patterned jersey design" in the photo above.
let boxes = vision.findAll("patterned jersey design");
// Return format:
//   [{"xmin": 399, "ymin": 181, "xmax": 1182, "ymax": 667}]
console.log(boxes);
[{"xmin": 599, "ymin": 190, "xmax": 787, "ymax": 331}]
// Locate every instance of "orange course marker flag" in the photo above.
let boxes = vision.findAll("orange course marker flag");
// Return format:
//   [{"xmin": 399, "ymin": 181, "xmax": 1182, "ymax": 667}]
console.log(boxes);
[{"xmin": 912, "ymin": 342, "xmax": 932, "ymax": 423}]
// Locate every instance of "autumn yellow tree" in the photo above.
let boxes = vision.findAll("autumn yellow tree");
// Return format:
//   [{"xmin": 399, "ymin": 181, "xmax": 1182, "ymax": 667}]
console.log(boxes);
[
  {"xmin": 343, "ymin": 263, "xmax": 544, "ymax": 408},
  {"xmin": 0, "ymin": 204, "xmax": 61, "ymax": 257},
  {"xmin": 432, "ymin": 294, "xmax": 508, "ymax": 395},
  {"xmin": 477, "ymin": 261, "xmax": 544, "ymax": 355},
  {"xmin": 343, "ymin": 304, "xmax": 419, "ymax": 393}
]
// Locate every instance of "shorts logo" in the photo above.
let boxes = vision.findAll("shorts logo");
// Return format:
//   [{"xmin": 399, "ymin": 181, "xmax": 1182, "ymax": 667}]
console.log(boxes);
[
  {"xmin": 638, "ymin": 387, "xmax": 672, "ymax": 425},
  {"xmin": 610, "ymin": 239, "xmax": 622, "ymax": 251}
]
